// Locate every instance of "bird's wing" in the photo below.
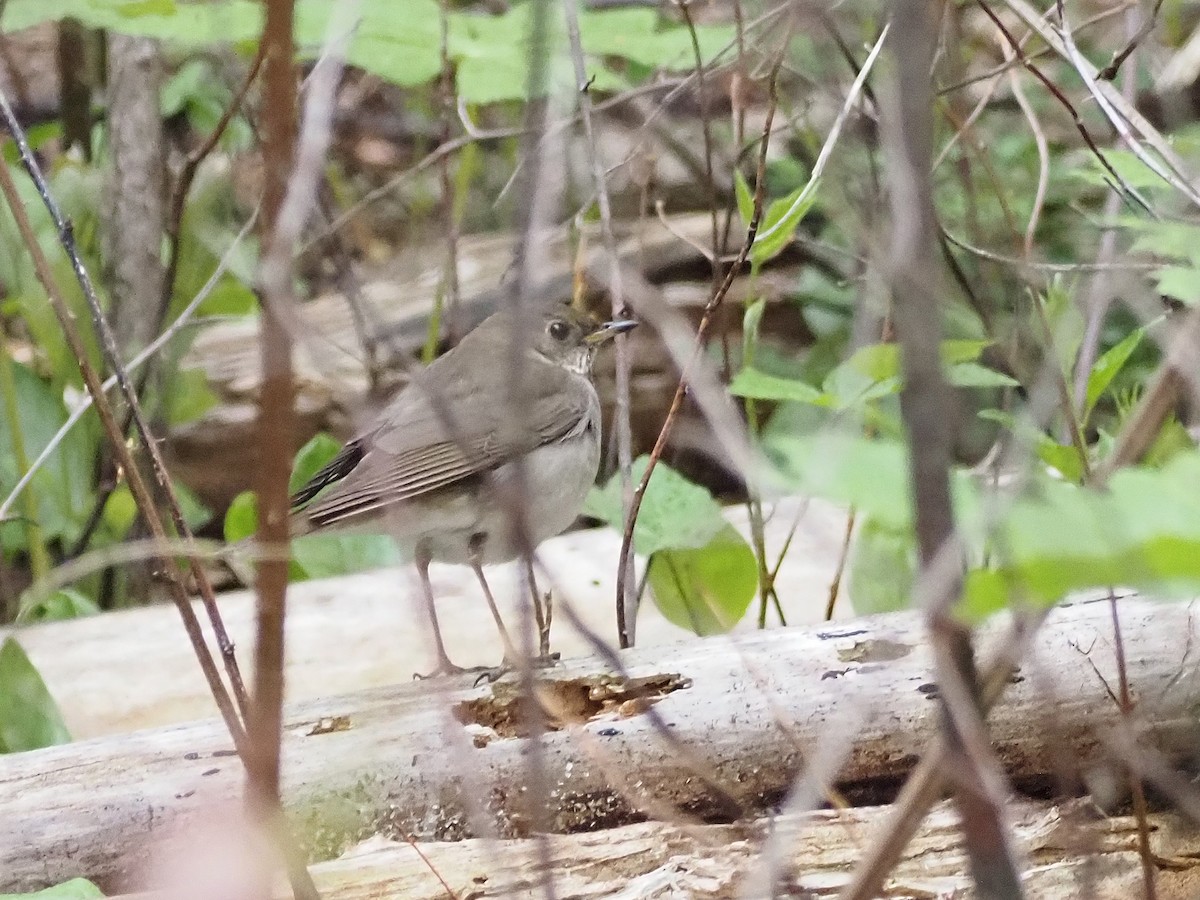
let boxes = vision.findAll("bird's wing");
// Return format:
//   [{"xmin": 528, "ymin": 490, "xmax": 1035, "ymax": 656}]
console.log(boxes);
[{"xmin": 291, "ymin": 367, "xmax": 592, "ymax": 529}]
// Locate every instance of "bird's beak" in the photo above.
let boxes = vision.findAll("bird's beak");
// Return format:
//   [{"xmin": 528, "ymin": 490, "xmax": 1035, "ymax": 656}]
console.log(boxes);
[{"xmin": 584, "ymin": 319, "xmax": 638, "ymax": 346}]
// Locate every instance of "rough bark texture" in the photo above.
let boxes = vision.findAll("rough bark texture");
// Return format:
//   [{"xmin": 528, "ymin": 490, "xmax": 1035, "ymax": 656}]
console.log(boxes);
[
  {"xmin": 104, "ymin": 32, "xmax": 166, "ymax": 356},
  {"xmin": 1, "ymin": 595, "xmax": 1198, "ymax": 892},
  {"xmin": 104, "ymin": 803, "xmax": 1200, "ymax": 899}
]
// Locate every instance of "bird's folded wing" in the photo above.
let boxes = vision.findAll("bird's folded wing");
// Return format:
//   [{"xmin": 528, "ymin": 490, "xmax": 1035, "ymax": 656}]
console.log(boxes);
[{"xmin": 292, "ymin": 373, "xmax": 590, "ymax": 529}]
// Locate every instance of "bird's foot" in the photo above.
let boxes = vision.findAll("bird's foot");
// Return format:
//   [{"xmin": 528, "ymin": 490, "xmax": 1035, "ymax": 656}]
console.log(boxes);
[
  {"xmin": 413, "ymin": 656, "xmax": 493, "ymax": 681},
  {"xmin": 471, "ymin": 651, "xmax": 562, "ymax": 686}
]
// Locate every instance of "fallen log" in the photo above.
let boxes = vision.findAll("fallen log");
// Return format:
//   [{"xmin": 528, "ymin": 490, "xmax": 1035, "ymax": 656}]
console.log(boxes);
[
  {"xmin": 2, "ymin": 595, "xmax": 1197, "ymax": 892},
  {"xmin": 106, "ymin": 802, "xmax": 1200, "ymax": 899}
]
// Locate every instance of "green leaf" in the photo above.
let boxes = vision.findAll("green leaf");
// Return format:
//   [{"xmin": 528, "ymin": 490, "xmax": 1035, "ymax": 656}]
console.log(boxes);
[
  {"xmin": 1041, "ymin": 278, "xmax": 1084, "ymax": 379},
  {"xmin": 0, "ymin": 362, "xmax": 94, "ymax": 552},
  {"xmin": 579, "ymin": 7, "xmax": 734, "ymax": 71},
  {"xmin": 1085, "ymin": 323, "xmax": 1152, "ymax": 420},
  {"xmin": 742, "ymin": 298, "xmax": 766, "ymax": 368},
  {"xmin": 729, "ymin": 368, "xmax": 826, "ymax": 405},
  {"xmin": 0, "ymin": 637, "xmax": 71, "ymax": 754},
  {"xmin": 750, "ymin": 182, "xmax": 818, "ymax": 268},
  {"xmin": 946, "ymin": 361, "xmax": 1019, "ymax": 389},
  {"xmin": 584, "ymin": 457, "xmax": 728, "ymax": 556},
  {"xmin": 164, "ymin": 366, "xmax": 218, "ymax": 427},
  {"xmin": 16, "ymin": 588, "xmax": 100, "ymax": 624},
  {"xmin": 224, "ymin": 490, "xmax": 257, "ymax": 544},
  {"xmin": 291, "ymin": 534, "xmax": 402, "ymax": 581},
  {"xmin": 1154, "ymin": 265, "xmax": 1200, "ymax": 305},
  {"xmin": 1127, "ymin": 219, "xmax": 1200, "ymax": 264},
  {"xmin": 1037, "ymin": 442, "xmax": 1086, "ymax": 483},
  {"xmin": 733, "ymin": 170, "xmax": 754, "ymax": 230},
  {"xmin": 0, "ymin": 879, "xmax": 104, "ymax": 899},
  {"xmin": 848, "ymin": 515, "xmax": 915, "ymax": 615},
  {"xmin": 646, "ymin": 524, "xmax": 756, "ymax": 635},
  {"xmin": 289, "ymin": 433, "xmax": 342, "ymax": 495},
  {"xmin": 765, "ymin": 433, "xmax": 917, "ymax": 529}
]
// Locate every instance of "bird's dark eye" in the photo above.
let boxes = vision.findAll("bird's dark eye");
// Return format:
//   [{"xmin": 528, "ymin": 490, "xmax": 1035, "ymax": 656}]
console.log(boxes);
[{"xmin": 548, "ymin": 319, "xmax": 570, "ymax": 341}]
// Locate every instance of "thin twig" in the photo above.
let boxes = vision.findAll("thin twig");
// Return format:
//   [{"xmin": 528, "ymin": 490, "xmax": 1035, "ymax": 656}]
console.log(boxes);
[
  {"xmin": 0, "ymin": 211, "xmax": 258, "ymax": 524},
  {"xmin": 884, "ymin": 4, "xmax": 1025, "ymax": 895},
  {"xmin": 0, "ymin": 86, "xmax": 253, "ymax": 719},
  {"xmin": 563, "ymin": 0, "xmax": 637, "ymax": 647},
  {"xmin": 615, "ymin": 22, "xmax": 889, "ymax": 649},
  {"xmin": 0, "ymin": 121, "xmax": 249, "ymax": 752}
]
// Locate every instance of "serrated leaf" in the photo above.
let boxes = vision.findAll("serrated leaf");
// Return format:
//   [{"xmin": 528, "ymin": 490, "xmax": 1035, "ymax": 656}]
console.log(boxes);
[
  {"xmin": 646, "ymin": 524, "xmax": 756, "ymax": 635},
  {"xmin": 0, "ymin": 637, "xmax": 71, "ymax": 754}
]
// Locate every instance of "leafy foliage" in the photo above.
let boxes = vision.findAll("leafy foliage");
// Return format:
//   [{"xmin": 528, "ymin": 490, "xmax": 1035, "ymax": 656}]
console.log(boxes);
[
  {"xmin": 0, "ymin": 637, "xmax": 71, "ymax": 753},
  {"xmin": 6, "ymin": 0, "xmax": 736, "ymax": 105},
  {"xmin": 586, "ymin": 458, "xmax": 757, "ymax": 634},
  {"xmin": 224, "ymin": 434, "xmax": 401, "ymax": 583},
  {"xmin": 0, "ymin": 879, "xmax": 104, "ymax": 899},
  {"xmin": 767, "ymin": 431, "xmax": 1200, "ymax": 619}
]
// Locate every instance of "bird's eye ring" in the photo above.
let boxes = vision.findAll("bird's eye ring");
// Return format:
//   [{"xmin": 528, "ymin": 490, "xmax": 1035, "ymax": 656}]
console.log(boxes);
[{"xmin": 548, "ymin": 320, "xmax": 570, "ymax": 341}]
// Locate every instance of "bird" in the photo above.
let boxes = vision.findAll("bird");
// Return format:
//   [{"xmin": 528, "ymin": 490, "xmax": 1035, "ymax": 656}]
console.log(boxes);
[{"xmin": 286, "ymin": 300, "xmax": 636, "ymax": 677}]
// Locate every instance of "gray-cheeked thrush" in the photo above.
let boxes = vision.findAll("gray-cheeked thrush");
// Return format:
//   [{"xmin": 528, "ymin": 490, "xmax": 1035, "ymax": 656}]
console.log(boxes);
[{"xmin": 287, "ymin": 301, "xmax": 636, "ymax": 676}]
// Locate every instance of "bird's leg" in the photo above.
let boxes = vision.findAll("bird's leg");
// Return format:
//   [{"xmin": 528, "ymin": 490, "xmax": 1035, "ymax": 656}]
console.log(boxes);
[
  {"xmin": 467, "ymin": 533, "xmax": 520, "ymax": 667},
  {"xmin": 524, "ymin": 555, "xmax": 558, "ymax": 666},
  {"xmin": 413, "ymin": 548, "xmax": 479, "ymax": 679}
]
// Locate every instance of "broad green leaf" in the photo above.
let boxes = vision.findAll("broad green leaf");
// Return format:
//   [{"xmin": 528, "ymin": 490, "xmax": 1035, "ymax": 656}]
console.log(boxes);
[
  {"xmin": 223, "ymin": 490, "xmax": 258, "ymax": 544},
  {"xmin": 164, "ymin": 367, "xmax": 218, "ymax": 427},
  {"xmin": 729, "ymin": 368, "xmax": 826, "ymax": 405},
  {"xmin": 3, "ymin": 0, "xmax": 263, "ymax": 43},
  {"xmin": 291, "ymin": 534, "xmax": 402, "ymax": 581},
  {"xmin": 579, "ymin": 7, "xmax": 733, "ymax": 71},
  {"xmin": 646, "ymin": 524, "xmax": 756, "ymax": 635},
  {"xmin": 1037, "ymin": 442, "xmax": 1086, "ymax": 483},
  {"xmin": 1154, "ymin": 265, "xmax": 1200, "ymax": 305},
  {"xmin": 289, "ymin": 432, "xmax": 342, "ymax": 495},
  {"xmin": 16, "ymin": 588, "xmax": 100, "ymax": 624},
  {"xmin": 765, "ymin": 433, "xmax": 916, "ymax": 529},
  {"xmin": 584, "ymin": 457, "xmax": 727, "ymax": 556},
  {"xmin": 1085, "ymin": 324, "xmax": 1152, "ymax": 420},
  {"xmin": 750, "ymin": 182, "xmax": 818, "ymax": 268},
  {"xmin": 946, "ymin": 361, "xmax": 1019, "ymax": 389},
  {"xmin": 0, "ymin": 637, "xmax": 71, "ymax": 753},
  {"xmin": 0, "ymin": 362, "xmax": 94, "ymax": 553},
  {"xmin": 848, "ymin": 515, "xmax": 915, "ymax": 615},
  {"xmin": 0, "ymin": 878, "xmax": 104, "ymax": 899},
  {"xmin": 768, "ymin": 435, "xmax": 1200, "ymax": 621},
  {"xmin": 1127, "ymin": 219, "xmax": 1200, "ymax": 264}
]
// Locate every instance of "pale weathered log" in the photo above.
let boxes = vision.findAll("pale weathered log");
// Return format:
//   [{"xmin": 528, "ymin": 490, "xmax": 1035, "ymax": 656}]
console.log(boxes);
[
  {"xmin": 2, "ymin": 595, "xmax": 1198, "ymax": 892},
  {"xmin": 108, "ymin": 802, "xmax": 1200, "ymax": 899},
  {"xmin": 1, "ymin": 496, "xmax": 853, "ymax": 739}
]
